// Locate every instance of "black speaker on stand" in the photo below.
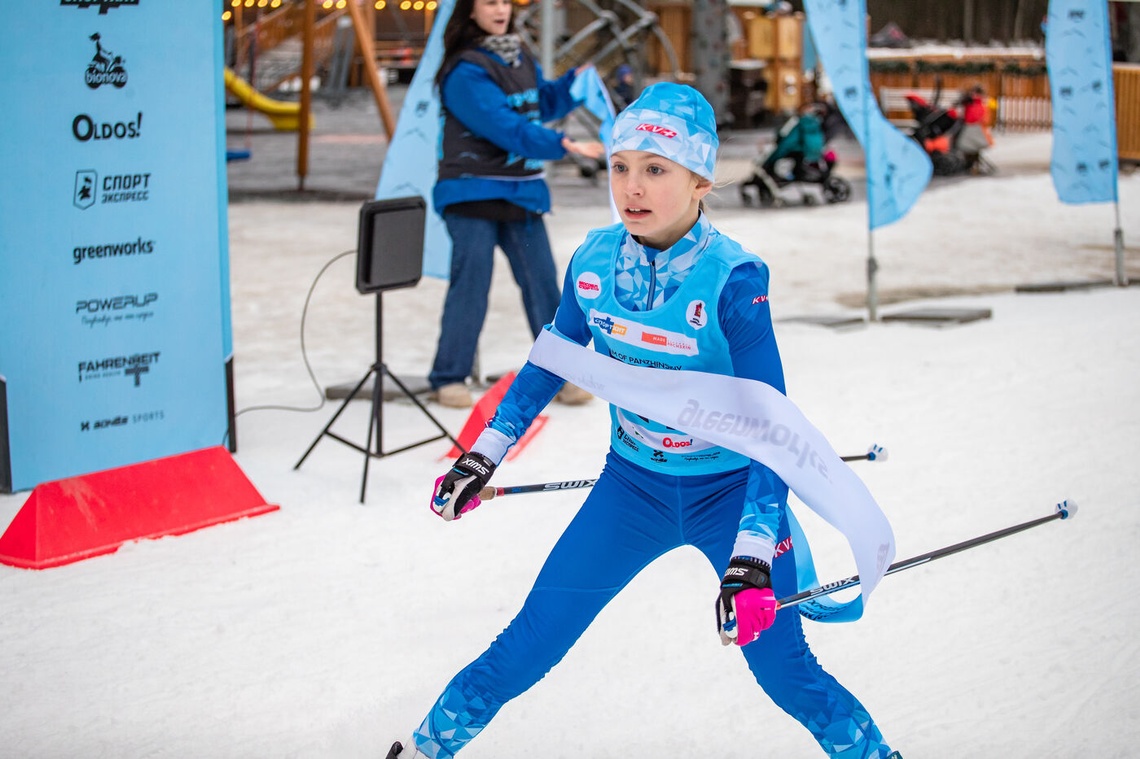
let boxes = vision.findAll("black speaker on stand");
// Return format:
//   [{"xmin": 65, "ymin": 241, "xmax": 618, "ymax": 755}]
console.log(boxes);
[{"xmin": 294, "ymin": 196, "xmax": 462, "ymax": 503}]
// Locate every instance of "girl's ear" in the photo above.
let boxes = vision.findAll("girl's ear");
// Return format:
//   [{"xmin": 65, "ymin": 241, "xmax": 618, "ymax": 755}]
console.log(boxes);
[{"xmin": 693, "ymin": 177, "xmax": 714, "ymax": 201}]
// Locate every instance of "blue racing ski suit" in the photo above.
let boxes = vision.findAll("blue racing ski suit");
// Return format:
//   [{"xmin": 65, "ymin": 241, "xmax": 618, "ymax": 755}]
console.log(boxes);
[{"xmin": 411, "ymin": 213, "xmax": 894, "ymax": 758}]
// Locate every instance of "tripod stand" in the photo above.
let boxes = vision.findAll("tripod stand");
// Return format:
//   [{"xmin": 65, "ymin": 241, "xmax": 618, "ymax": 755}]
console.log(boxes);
[
  {"xmin": 293, "ymin": 292, "xmax": 460, "ymax": 502},
  {"xmin": 293, "ymin": 196, "xmax": 462, "ymax": 503}
]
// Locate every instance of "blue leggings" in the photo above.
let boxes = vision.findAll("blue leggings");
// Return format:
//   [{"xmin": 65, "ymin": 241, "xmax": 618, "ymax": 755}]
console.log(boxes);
[{"xmin": 412, "ymin": 452, "xmax": 892, "ymax": 758}]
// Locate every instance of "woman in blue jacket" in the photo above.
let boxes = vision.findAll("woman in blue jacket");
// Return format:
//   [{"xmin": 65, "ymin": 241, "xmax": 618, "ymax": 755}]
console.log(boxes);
[{"xmin": 428, "ymin": 0, "xmax": 603, "ymax": 408}]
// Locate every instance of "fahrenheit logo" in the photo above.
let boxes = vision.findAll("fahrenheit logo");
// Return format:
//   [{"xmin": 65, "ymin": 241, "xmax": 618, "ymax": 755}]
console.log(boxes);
[
  {"xmin": 635, "ymin": 123, "xmax": 677, "ymax": 139},
  {"xmin": 85, "ymin": 33, "xmax": 127, "ymax": 87},
  {"xmin": 77, "ymin": 351, "xmax": 160, "ymax": 386}
]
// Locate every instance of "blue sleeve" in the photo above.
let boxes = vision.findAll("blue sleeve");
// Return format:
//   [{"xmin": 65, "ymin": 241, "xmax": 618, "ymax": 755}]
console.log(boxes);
[
  {"xmin": 720, "ymin": 262, "xmax": 788, "ymax": 564},
  {"xmin": 721, "ymin": 262, "xmax": 784, "ymax": 393},
  {"xmin": 441, "ymin": 61, "xmax": 567, "ymax": 161},
  {"xmin": 485, "ymin": 263, "xmax": 591, "ymax": 445},
  {"xmin": 537, "ymin": 65, "xmax": 581, "ymax": 122}
]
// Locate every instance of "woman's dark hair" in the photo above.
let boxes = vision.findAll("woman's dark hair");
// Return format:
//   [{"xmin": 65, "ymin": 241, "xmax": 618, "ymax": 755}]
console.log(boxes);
[{"xmin": 435, "ymin": 0, "xmax": 519, "ymax": 86}]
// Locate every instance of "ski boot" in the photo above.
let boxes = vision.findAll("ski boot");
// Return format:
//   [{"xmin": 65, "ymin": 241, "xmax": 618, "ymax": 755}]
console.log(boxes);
[{"xmin": 385, "ymin": 740, "xmax": 420, "ymax": 759}]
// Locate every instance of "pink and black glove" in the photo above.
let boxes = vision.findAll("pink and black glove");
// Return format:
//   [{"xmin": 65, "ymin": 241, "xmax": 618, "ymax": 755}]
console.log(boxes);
[
  {"xmin": 431, "ymin": 452, "xmax": 496, "ymax": 521},
  {"xmin": 716, "ymin": 557, "xmax": 777, "ymax": 646}
]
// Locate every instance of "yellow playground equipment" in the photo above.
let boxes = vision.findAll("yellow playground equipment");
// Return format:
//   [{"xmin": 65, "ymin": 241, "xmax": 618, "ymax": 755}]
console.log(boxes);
[{"xmin": 223, "ymin": 67, "xmax": 312, "ymax": 132}]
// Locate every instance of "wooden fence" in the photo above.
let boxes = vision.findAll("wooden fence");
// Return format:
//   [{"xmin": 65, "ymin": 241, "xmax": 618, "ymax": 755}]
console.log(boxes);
[
  {"xmin": 868, "ymin": 55, "xmax": 1051, "ymax": 132},
  {"xmin": 1117, "ymin": 64, "xmax": 1140, "ymax": 163},
  {"xmin": 870, "ymin": 57, "xmax": 1140, "ymax": 161}
]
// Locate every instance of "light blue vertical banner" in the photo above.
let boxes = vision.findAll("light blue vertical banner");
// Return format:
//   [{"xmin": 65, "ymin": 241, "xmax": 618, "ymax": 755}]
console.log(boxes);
[
  {"xmin": 375, "ymin": 0, "xmax": 456, "ymax": 280},
  {"xmin": 0, "ymin": 0, "xmax": 231, "ymax": 491},
  {"xmin": 1046, "ymin": 0, "xmax": 1119, "ymax": 205},
  {"xmin": 214, "ymin": 2, "xmax": 237, "ymax": 448},
  {"xmin": 802, "ymin": 21, "xmax": 818, "ymax": 74},
  {"xmin": 803, "ymin": 0, "xmax": 931, "ymax": 229}
]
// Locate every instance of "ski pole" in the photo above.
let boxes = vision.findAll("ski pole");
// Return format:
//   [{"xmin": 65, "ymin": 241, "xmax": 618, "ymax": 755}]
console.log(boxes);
[
  {"xmin": 842, "ymin": 443, "xmax": 888, "ymax": 463},
  {"xmin": 478, "ymin": 444, "xmax": 889, "ymax": 501},
  {"xmin": 479, "ymin": 478, "xmax": 598, "ymax": 500},
  {"xmin": 775, "ymin": 499, "xmax": 1078, "ymax": 611}
]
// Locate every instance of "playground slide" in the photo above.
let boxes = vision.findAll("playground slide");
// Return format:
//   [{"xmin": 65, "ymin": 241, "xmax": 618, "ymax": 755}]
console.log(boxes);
[{"xmin": 223, "ymin": 67, "xmax": 312, "ymax": 132}]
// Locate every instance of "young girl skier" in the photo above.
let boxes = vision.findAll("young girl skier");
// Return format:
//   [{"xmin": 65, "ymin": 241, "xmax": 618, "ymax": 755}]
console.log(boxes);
[{"xmin": 387, "ymin": 82, "xmax": 901, "ymax": 759}]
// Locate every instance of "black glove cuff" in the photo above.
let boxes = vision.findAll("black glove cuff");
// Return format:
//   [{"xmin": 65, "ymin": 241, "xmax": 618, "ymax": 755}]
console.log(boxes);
[
  {"xmin": 721, "ymin": 556, "xmax": 772, "ymax": 591},
  {"xmin": 456, "ymin": 452, "xmax": 496, "ymax": 482}
]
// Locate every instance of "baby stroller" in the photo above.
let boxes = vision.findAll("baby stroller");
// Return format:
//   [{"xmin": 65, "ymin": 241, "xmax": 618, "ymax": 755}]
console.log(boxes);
[
  {"xmin": 905, "ymin": 92, "xmax": 995, "ymax": 177},
  {"xmin": 739, "ymin": 102, "xmax": 852, "ymax": 208}
]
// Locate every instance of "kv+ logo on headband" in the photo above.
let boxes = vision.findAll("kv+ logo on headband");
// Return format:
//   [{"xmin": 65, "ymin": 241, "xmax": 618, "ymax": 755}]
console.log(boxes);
[{"xmin": 634, "ymin": 123, "xmax": 678, "ymax": 139}]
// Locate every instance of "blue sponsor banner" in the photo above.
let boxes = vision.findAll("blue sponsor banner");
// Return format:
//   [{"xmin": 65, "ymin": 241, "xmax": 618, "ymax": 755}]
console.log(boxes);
[
  {"xmin": 0, "ymin": 0, "xmax": 231, "ymax": 491},
  {"xmin": 804, "ymin": 0, "xmax": 931, "ymax": 229},
  {"xmin": 375, "ymin": 0, "xmax": 456, "ymax": 280},
  {"xmin": 1046, "ymin": 0, "xmax": 1119, "ymax": 205}
]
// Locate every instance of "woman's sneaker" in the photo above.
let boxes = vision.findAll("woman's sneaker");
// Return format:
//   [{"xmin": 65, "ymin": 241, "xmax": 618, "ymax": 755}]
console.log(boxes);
[
  {"xmin": 554, "ymin": 382, "xmax": 593, "ymax": 405},
  {"xmin": 432, "ymin": 382, "xmax": 473, "ymax": 408}
]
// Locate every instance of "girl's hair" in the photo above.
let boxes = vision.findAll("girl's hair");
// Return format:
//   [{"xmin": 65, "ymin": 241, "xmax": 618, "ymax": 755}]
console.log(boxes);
[{"xmin": 435, "ymin": 0, "xmax": 519, "ymax": 87}]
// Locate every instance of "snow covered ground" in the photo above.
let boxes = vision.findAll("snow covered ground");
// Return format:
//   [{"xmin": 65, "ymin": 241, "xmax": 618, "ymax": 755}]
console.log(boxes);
[{"xmin": 2, "ymin": 131, "xmax": 1139, "ymax": 758}]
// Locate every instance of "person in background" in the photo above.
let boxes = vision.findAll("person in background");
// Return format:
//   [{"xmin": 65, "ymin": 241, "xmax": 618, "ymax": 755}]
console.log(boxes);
[
  {"xmin": 428, "ymin": 0, "xmax": 604, "ymax": 408},
  {"xmin": 761, "ymin": 99, "xmax": 826, "ymax": 182},
  {"xmin": 385, "ymin": 82, "xmax": 902, "ymax": 759},
  {"xmin": 956, "ymin": 83, "xmax": 994, "ymax": 172},
  {"xmin": 611, "ymin": 63, "xmax": 636, "ymax": 110}
]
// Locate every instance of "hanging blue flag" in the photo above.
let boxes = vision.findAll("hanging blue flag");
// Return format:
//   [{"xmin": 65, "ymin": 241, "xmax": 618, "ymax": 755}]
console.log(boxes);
[
  {"xmin": 570, "ymin": 67, "xmax": 616, "ymax": 152},
  {"xmin": 569, "ymin": 67, "xmax": 621, "ymax": 223},
  {"xmin": 1045, "ymin": 0, "xmax": 1119, "ymax": 205},
  {"xmin": 374, "ymin": 0, "xmax": 456, "ymax": 280},
  {"xmin": 804, "ymin": 0, "xmax": 931, "ymax": 230}
]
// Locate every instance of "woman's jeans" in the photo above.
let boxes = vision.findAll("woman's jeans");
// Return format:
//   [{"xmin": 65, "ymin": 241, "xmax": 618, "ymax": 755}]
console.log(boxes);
[{"xmin": 429, "ymin": 212, "xmax": 561, "ymax": 390}]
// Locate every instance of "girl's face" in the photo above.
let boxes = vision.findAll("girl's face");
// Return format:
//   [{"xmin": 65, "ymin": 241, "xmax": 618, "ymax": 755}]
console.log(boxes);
[
  {"xmin": 470, "ymin": 0, "xmax": 513, "ymax": 36},
  {"xmin": 609, "ymin": 150, "xmax": 712, "ymax": 250}
]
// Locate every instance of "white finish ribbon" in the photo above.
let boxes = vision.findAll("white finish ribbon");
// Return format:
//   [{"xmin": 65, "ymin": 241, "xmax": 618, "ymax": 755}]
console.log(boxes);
[{"xmin": 528, "ymin": 329, "xmax": 895, "ymax": 609}]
